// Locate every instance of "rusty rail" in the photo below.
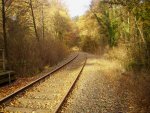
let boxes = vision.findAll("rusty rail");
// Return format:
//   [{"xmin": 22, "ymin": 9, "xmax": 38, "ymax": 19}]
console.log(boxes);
[
  {"xmin": 0, "ymin": 54, "xmax": 79, "ymax": 105},
  {"xmin": 54, "ymin": 56, "xmax": 87, "ymax": 113}
]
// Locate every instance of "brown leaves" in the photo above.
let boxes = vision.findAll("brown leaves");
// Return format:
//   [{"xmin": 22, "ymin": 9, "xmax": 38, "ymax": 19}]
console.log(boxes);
[{"xmin": 0, "ymin": 76, "xmax": 38, "ymax": 99}]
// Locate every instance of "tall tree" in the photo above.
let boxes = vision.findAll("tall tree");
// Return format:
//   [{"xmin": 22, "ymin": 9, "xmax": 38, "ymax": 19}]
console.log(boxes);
[
  {"xmin": 1, "ymin": 0, "xmax": 8, "ymax": 61},
  {"xmin": 29, "ymin": 0, "xmax": 39, "ymax": 41},
  {"xmin": 42, "ymin": 4, "xmax": 44, "ymax": 39}
]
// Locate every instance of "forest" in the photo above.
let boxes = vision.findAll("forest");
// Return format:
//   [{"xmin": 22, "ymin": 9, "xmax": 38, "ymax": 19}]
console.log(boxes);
[
  {"xmin": 0, "ymin": 0, "xmax": 149, "ymax": 76},
  {"xmin": 78, "ymin": 0, "xmax": 150, "ymax": 71},
  {"xmin": 0, "ymin": 0, "xmax": 75, "ymax": 76}
]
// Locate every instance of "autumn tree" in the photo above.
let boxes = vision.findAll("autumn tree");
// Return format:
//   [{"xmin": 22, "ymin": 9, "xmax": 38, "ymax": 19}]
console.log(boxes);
[{"xmin": 0, "ymin": 0, "xmax": 73, "ymax": 76}]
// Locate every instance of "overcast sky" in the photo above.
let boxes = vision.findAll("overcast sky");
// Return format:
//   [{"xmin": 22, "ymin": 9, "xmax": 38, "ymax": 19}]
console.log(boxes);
[{"xmin": 63, "ymin": 0, "xmax": 92, "ymax": 17}]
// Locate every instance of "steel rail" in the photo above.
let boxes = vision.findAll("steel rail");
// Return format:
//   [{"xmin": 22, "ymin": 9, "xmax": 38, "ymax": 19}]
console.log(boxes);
[
  {"xmin": 0, "ymin": 53, "xmax": 79, "ymax": 105},
  {"xmin": 54, "ymin": 56, "xmax": 87, "ymax": 113}
]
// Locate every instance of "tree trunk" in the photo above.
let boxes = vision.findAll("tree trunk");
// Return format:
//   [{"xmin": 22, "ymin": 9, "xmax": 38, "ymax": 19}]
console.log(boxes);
[
  {"xmin": 2, "ymin": 0, "xmax": 8, "ymax": 62},
  {"xmin": 42, "ymin": 4, "xmax": 44, "ymax": 39},
  {"xmin": 29, "ymin": 0, "xmax": 39, "ymax": 41}
]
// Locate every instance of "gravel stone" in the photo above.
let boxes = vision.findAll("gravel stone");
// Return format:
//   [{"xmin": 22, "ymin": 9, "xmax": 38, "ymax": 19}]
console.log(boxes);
[{"xmin": 60, "ymin": 54, "xmax": 150, "ymax": 113}]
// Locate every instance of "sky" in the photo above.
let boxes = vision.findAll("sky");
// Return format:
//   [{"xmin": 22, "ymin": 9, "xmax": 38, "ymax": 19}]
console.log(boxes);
[{"xmin": 62, "ymin": 0, "xmax": 92, "ymax": 17}]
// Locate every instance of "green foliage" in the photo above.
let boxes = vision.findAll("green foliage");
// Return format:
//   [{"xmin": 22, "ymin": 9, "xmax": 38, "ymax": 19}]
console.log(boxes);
[
  {"xmin": 84, "ymin": 0, "xmax": 150, "ymax": 68},
  {"xmin": 107, "ymin": 17, "xmax": 119, "ymax": 47}
]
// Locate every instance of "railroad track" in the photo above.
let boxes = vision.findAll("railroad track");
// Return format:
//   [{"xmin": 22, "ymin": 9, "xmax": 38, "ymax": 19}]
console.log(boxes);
[{"xmin": 0, "ymin": 53, "xmax": 87, "ymax": 113}]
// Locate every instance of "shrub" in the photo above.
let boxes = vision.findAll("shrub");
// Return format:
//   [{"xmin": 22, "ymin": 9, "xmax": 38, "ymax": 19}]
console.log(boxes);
[
  {"xmin": 8, "ymin": 38, "xmax": 68, "ymax": 76},
  {"xmin": 81, "ymin": 36, "xmax": 99, "ymax": 53}
]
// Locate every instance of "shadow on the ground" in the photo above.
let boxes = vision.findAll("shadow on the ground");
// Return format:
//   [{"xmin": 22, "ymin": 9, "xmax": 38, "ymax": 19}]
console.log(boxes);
[{"xmin": 116, "ymin": 72, "xmax": 150, "ymax": 112}]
